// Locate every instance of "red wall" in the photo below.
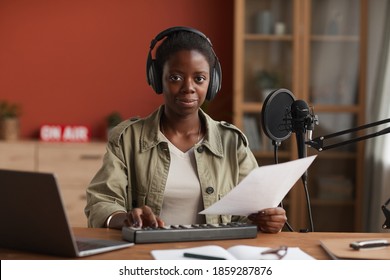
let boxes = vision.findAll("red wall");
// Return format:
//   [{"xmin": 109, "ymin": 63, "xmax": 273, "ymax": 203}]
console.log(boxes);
[{"xmin": 0, "ymin": 0, "xmax": 234, "ymax": 139}]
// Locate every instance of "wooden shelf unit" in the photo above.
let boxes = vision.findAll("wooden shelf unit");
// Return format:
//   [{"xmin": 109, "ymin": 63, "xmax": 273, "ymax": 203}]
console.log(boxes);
[{"xmin": 233, "ymin": 0, "xmax": 367, "ymax": 232}]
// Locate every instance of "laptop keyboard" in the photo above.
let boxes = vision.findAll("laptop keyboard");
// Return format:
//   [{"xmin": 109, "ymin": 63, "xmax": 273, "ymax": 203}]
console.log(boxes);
[{"xmin": 76, "ymin": 239, "xmax": 116, "ymax": 251}]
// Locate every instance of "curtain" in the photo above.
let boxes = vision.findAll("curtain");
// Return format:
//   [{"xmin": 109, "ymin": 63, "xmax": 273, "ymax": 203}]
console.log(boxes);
[{"xmin": 363, "ymin": 1, "xmax": 390, "ymax": 232}]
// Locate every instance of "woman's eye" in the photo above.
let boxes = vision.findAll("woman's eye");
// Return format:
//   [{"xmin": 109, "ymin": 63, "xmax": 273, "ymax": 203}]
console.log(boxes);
[
  {"xmin": 195, "ymin": 76, "xmax": 206, "ymax": 83},
  {"xmin": 169, "ymin": 75, "xmax": 182, "ymax": 81}
]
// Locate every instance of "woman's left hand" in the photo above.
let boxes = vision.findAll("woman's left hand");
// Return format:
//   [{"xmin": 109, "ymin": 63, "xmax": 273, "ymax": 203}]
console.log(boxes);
[{"xmin": 248, "ymin": 207, "xmax": 287, "ymax": 233}]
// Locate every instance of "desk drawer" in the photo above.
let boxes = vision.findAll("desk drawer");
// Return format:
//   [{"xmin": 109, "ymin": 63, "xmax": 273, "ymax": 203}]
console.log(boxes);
[{"xmin": 0, "ymin": 141, "xmax": 36, "ymax": 171}]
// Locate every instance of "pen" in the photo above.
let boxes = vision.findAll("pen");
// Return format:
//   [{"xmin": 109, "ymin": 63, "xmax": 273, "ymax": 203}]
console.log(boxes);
[
  {"xmin": 183, "ymin": 252, "xmax": 226, "ymax": 260},
  {"xmin": 350, "ymin": 239, "xmax": 390, "ymax": 250}
]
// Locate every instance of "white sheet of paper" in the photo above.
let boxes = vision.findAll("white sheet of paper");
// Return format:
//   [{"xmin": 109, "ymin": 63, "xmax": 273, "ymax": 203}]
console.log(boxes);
[{"xmin": 199, "ymin": 155, "xmax": 316, "ymax": 216}]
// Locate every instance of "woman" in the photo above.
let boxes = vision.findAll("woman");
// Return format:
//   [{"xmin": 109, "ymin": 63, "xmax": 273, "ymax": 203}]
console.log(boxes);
[{"xmin": 85, "ymin": 26, "xmax": 286, "ymax": 233}]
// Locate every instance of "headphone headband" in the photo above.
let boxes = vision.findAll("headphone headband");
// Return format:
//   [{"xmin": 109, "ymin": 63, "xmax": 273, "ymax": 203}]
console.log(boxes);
[{"xmin": 150, "ymin": 26, "xmax": 213, "ymax": 49}]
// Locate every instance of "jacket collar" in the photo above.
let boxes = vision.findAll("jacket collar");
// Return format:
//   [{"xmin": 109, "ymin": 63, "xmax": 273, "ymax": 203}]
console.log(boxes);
[{"xmin": 140, "ymin": 105, "xmax": 224, "ymax": 157}]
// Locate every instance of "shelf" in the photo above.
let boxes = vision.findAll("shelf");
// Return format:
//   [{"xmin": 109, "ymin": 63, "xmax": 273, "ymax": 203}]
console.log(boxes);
[
  {"xmin": 311, "ymin": 199, "xmax": 355, "ymax": 207},
  {"xmin": 244, "ymin": 34, "xmax": 293, "ymax": 41},
  {"xmin": 252, "ymin": 150, "xmax": 290, "ymax": 159},
  {"xmin": 241, "ymin": 102, "xmax": 262, "ymax": 112},
  {"xmin": 308, "ymin": 151, "xmax": 356, "ymax": 159},
  {"xmin": 239, "ymin": 103, "xmax": 361, "ymax": 113},
  {"xmin": 310, "ymin": 105, "xmax": 361, "ymax": 113},
  {"xmin": 311, "ymin": 35, "xmax": 359, "ymax": 42}
]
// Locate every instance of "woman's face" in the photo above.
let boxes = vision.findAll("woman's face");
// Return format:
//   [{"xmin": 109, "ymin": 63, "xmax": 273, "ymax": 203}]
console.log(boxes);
[{"xmin": 162, "ymin": 49, "xmax": 210, "ymax": 117}]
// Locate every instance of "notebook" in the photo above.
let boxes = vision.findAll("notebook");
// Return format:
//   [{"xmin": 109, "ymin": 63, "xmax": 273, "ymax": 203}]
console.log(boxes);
[
  {"xmin": 0, "ymin": 169, "xmax": 133, "ymax": 257},
  {"xmin": 151, "ymin": 245, "xmax": 316, "ymax": 260}
]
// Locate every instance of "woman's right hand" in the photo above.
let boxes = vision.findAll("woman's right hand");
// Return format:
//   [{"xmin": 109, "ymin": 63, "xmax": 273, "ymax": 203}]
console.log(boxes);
[{"xmin": 126, "ymin": 205, "xmax": 164, "ymax": 228}]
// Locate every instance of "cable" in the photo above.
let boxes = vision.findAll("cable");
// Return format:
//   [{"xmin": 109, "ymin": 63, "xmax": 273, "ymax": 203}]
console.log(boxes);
[
  {"xmin": 272, "ymin": 141, "xmax": 294, "ymax": 232},
  {"xmin": 301, "ymin": 175, "xmax": 314, "ymax": 232}
]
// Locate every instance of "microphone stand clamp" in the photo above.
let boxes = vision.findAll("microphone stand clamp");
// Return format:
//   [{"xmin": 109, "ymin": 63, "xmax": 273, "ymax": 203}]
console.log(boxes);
[{"xmin": 382, "ymin": 198, "xmax": 390, "ymax": 229}]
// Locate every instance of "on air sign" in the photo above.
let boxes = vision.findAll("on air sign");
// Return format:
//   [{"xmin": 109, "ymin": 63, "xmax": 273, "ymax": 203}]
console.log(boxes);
[{"xmin": 40, "ymin": 125, "xmax": 91, "ymax": 142}]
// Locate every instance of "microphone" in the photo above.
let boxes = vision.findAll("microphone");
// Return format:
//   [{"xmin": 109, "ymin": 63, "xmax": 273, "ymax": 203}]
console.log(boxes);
[
  {"xmin": 291, "ymin": 100, "xmax": 310, "ymax": 159},
  {"xmin": 290, "ymin": 100, "xmax": 318, "ymax": 159},
  {"xmin": 261, "ymin": 89, "xmax": 318, "ymax": 147}
]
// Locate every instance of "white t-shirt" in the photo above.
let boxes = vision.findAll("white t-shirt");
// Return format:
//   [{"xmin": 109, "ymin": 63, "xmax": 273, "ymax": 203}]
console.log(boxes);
[{"xmin": 159, "ymin": 132, "xmax": 205, "ymax": 225}]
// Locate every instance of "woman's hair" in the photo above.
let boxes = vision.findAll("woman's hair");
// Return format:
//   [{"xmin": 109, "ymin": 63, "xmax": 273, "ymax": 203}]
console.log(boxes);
[{"xmin": 155, "ymin": 30, "xmax": 216, "ymax": 73}]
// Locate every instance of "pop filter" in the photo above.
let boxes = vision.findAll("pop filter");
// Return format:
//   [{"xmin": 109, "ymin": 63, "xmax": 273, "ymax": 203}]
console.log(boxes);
[{"xmin": 261, "ymin": 88, "xmax": 296, "ymax": 143}]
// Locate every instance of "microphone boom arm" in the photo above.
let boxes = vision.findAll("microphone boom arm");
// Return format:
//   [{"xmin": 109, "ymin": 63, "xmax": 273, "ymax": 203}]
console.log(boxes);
[
  {"xmin": 305, "ymin": 117, "xmax": 390, "ymax": 230},
  {"xmin": 306, "ymin": 118, "xmax": 390, "ymax": 151}
]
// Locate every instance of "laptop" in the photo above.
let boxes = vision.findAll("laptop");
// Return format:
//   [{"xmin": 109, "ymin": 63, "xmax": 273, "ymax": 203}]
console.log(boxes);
[{"xmin": 0, "ymin": 169, "xmax": 133, "ymax": 257}]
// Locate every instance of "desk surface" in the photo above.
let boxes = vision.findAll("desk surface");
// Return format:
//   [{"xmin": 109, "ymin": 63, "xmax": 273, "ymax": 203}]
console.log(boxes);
[{"xmin": 1, "ymin": 228, "xmax": 389, "ymax": 260}]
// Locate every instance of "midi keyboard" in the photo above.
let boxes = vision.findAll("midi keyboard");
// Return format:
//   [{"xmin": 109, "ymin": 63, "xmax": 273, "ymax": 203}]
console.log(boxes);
[{"xmin": 122, "ymin": 222, "xmax": 258, "ymax": 243}]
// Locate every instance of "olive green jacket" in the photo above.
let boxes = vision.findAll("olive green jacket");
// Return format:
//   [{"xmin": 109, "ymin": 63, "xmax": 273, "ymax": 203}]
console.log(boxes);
[{"xmin": 85, "ymin": 105, "xmax": 258, "ymax": 227}]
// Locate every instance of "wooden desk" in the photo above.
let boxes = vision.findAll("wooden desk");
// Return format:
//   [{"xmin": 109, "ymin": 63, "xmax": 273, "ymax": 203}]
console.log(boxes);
[{"xmin": 1, "ymin": 228, "xmax": 389, "ymax": 260}]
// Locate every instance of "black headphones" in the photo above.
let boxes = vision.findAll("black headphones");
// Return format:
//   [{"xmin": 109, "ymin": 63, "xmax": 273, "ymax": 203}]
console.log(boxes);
[{"xmin": 146, "ymin": 26, "xmax": 222, "ymax": 101}]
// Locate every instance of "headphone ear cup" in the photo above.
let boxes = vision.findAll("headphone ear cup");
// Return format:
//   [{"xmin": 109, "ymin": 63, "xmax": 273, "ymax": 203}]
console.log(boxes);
[
  {"xmin": 206, "ymin": 60, "xmax": 222, "ymax": 101},
  {"xmin": 148, "ymin": 60, "xmax": 163, "ymax": 94},
  {"xmin": 206, "ymin": 68, "xmax": 216, "ymax": 101},
  {"xmin": 147, "ymin": 48, "xmax": 163, "ymax": 94}
]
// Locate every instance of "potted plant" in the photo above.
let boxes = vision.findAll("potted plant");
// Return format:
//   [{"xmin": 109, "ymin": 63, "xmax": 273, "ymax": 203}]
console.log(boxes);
[
  {"xmin": 0, "ymin": 100, "xmax": 21, "ymax": 140},
  {"xmin": 256, "ymin": 70, "xmax": 280, "ymax": 101}
]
